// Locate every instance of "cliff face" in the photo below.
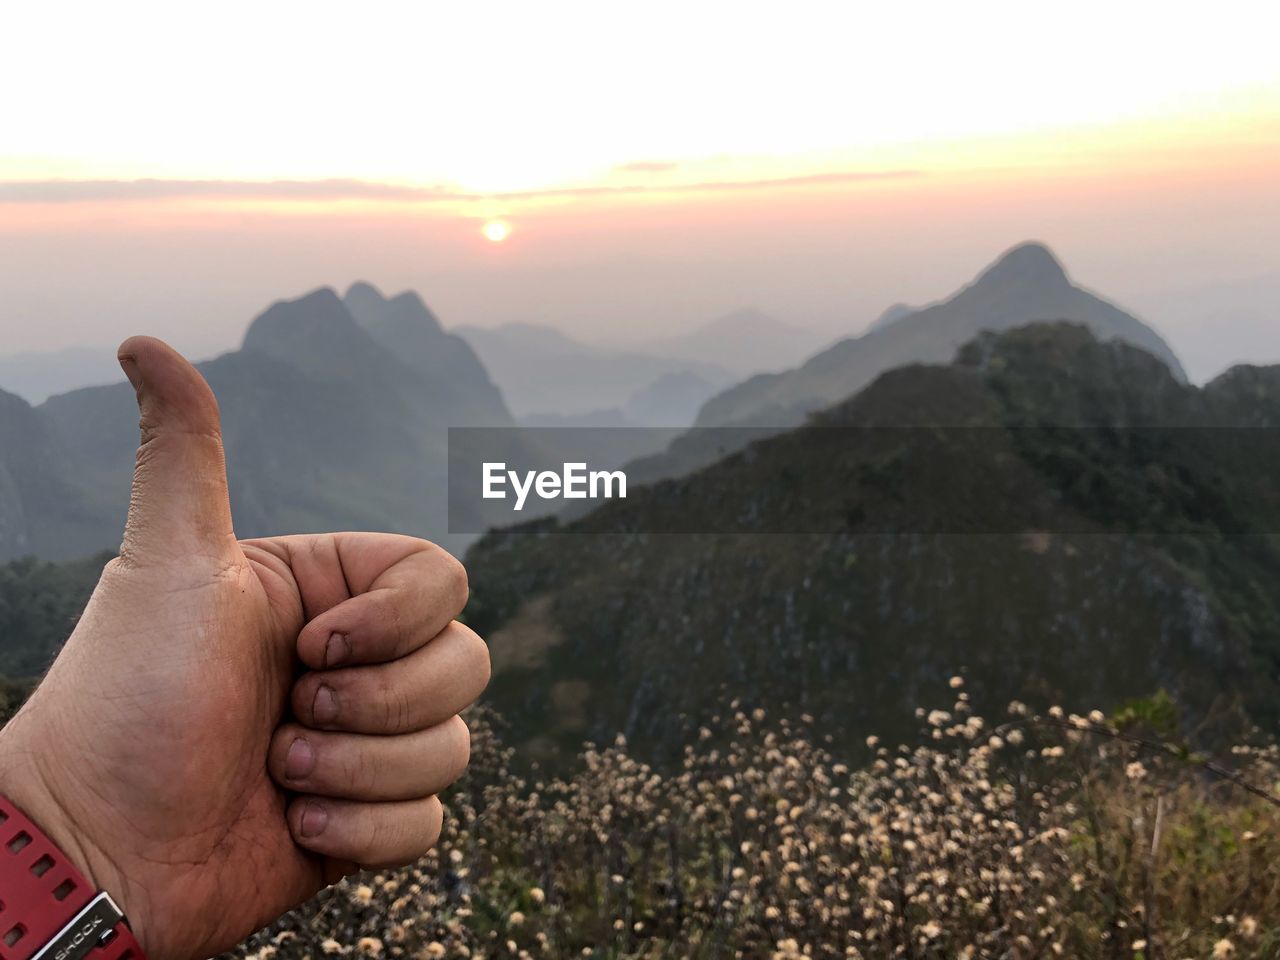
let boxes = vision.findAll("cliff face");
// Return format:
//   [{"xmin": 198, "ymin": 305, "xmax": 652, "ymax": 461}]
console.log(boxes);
[{"xmin": 343, "ymin": 282, "xmax": 512, "ymax": 425}]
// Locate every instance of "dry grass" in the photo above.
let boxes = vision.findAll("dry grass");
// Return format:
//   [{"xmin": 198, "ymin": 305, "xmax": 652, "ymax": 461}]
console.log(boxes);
[{"xmin": 229, "ymin": 683, "xmax": 1280, "ymax": 960}]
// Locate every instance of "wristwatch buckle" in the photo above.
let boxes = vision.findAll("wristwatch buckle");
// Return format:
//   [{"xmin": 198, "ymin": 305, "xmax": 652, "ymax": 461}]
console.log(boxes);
[{"xmin": 29, "ymin": 893, "xmax": 125, "ymax": 960}]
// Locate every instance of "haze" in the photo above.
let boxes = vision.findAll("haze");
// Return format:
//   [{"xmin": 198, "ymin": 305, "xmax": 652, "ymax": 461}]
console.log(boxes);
[{"xmin": 1, "ymin": 1, "xmax": 1278, "ymax": 383}]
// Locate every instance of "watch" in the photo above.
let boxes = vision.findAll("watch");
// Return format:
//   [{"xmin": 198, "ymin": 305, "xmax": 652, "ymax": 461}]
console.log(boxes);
[{"xmin": 0, "ymin": 796, "xmax": 143, "ymax": 960}]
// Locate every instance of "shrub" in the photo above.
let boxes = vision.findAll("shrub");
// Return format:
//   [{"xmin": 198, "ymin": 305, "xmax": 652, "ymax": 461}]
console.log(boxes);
[{"xmin": 229, "ymin": 686, "xmax": 1280, "ymax": 959}]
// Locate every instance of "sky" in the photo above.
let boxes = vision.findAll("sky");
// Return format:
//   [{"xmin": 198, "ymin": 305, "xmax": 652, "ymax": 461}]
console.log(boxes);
[{"xmin": 1, "ymin": 0, "xmax": 1279, "ymax": 383}]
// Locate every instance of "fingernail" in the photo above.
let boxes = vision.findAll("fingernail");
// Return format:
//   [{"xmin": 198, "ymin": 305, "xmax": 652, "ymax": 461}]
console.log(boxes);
[
  {"xmin": 284, "ymin": 737, "xmax": 315, "ymax": 780},
  {"xmin": 119, "ymin": 356, "xmax": 142, "ymax": 393},
  {"xmin": 324, "ymin": 633, "xmax": 351, "ymax": 667},
  {"xmin": 312, "ymin": 684, "xmax": 339, "ymax": 726},
  {"xmin": 299, "ymin": 801, "xmax": 328, "ymax": 838}
]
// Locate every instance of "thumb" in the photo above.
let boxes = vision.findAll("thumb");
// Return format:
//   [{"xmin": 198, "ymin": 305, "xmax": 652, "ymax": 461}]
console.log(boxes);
[{"xmin": 117, "ymin": 336, "xmax": 236, "ymax": 565}]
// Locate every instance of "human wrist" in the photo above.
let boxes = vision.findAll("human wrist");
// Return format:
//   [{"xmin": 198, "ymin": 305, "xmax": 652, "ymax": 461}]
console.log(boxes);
[{"xmin": 0, "ymin": 717, "xmax": 151, "ymax": 958}]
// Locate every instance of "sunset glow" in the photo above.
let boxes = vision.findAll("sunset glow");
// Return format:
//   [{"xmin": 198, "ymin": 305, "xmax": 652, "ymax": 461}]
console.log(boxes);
[
  {"xmin": 1, "ymin": 1, "xmax": 1277, "ymax": 378},
  {"xmin": 483, "ymin": 220, "xmax": 511, "ymax": 243},
  {"xmin": 3, "ymin": 1, "xmax": 1278, "ymax": 195}
]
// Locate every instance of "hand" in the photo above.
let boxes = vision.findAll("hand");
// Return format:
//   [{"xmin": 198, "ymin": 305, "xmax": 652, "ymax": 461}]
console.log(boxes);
[{"xmin": 0, "ymin": 337, "xmax": 490, "ymax": 960}]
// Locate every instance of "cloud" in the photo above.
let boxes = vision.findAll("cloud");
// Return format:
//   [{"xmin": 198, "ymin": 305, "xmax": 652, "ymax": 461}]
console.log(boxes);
[
  {"xmin": 0, "ymin": 178, "xmax": 455, "ymax": 203},
  {"xmin": 612, "ymin": 160, "xmax": 682, "ymax": 174},
  {"xmin": 0, "ymin": 169, "xmax": 920, "ymax": 205},
  {"xmin": 497, "ymin": 169, "xmax": 920, "ymax": 200}
]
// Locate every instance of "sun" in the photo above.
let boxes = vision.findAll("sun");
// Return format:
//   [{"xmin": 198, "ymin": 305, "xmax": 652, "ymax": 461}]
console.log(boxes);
[{"xmin": 482, "ymin": 220, "xmax": 511, "ymax": 243}]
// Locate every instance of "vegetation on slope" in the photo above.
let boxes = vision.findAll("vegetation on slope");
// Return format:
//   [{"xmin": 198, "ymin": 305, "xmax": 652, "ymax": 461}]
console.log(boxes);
[
  {"xmin": 0, "ymin": 550, "xmax": 108, "ymax": 679},
  {"xmin": 466, "ymin": 324, "xmax": 1280, "ymax": 764},
  {"xmin": 228, "ymin": 686, "xmax": 1280, "ymax": 960}
]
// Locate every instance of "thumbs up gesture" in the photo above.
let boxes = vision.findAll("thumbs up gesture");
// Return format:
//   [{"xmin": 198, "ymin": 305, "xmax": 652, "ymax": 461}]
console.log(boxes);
[{"xmin": 0, "ymin": 337, "xmax": 490, "ymax": 960}]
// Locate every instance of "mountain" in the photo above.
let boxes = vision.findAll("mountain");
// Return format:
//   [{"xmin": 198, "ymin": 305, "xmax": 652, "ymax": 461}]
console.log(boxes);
[
  {"xmin": 463, "ymin": 322, "xmax": 1278, "ymax": 765},
  {"xmin": 455, "ymin": 322, "xmax": 731, "ymax": 419},
  {"xmin": 623, "ymin": 369, "xmax": 721, "ymax": 427},
  {"xmin": 455, "ymin": 322, "xmax": 732, "ymax": 420},
  {"xmin": 7, "ymin": 321, "xmax": 1279, "ymax": 768},
  {"xmin": 866, "ymin": 302, "xmax": 919, "ymax": 333},
  {"xmin": 695, "ymin": 242, "xmax": 1186, "ymax": 430},
  {"xmin": 2, "ymin": 286, "xmax": 515, "ymax": 561},
  {"xmin": 244, "ymin": 287, "xmax": 393, "ymax": 377},
  {"xmin": 616, "ymin": 242, "xmax": 1189, "ymax": 488},
  {"xmin": 521, "ymin": 409, "xmax": 634, "ymax": 428},
  {"xmin": 343, "ymin": 283, "xmax": 509, "ymax": 424},
  {"xmin": 0, "ymin": 389, "xmax": 119, "ymax": 560},
  {"xmin": 635, "ymin": 307, "xmax": 827, "ymax": 375},
  {"xmin": 458, "ymin": 321, "xmax": 585, "ymax": 356},
  {"xmin": 0, "ymin": 347, "xmax": 124, "ymax": 404},
  {"xmin": 515, "ymin": 369, "xmax": 721, "ymax": 431},
  {"xmin": 1131, "ymin": 268, "xmax": 1280, "ymax": 382}
]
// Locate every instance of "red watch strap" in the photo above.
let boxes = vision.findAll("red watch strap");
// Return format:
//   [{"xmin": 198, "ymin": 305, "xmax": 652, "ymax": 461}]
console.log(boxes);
[{"xmin": 0, "ymin": 796, "xmax": 143, "ymax": 960}]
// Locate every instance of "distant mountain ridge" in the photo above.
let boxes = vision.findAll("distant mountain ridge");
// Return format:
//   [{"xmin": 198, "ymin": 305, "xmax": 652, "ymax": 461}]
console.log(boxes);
[
  {"xmin": 0, "ymin": 245, "xmax": 1197, "ymax": 565},
  {"xmin": 454, "ymin": 306, "xmax": 827, "ymax": 426},
  {"xmin": 633, "ymin": 307, "xmax": 827, "ymax": 375},
  {"xmin": 455, "ymin": 322, "xmax": 732, "ymax": 421},
  {"xmin": 867, "ymin": 302, "xmax": 920, "ymax": 333},
  {"xmin": 695, "ymin": 242, "xmax": 1186, "ymax": 429},
  {"xmin": 616, "ymin": 242, "xmax": 1188, "ymax": 486},
  {"xmin": 0, "ymin": 347, "xmax": 124, "ymax": 405}
]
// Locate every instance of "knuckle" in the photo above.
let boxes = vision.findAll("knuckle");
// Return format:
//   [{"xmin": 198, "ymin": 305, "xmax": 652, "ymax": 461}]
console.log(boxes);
[
  {"xmin": 441, "ymin": 621, "xmax": 490, "ymax": 683},
  {"xmin": 441, "ymin": 716, "xmax": 471, "ymax": 782},
  {"xmin": 366, "ymin": 800, "xmax": 437, "ymax": 864},
  {"xmin": 395, "ymin": 693, "xmax": 415, "ymax": 733},
  {"xmin": 358, "ymin": 809, "xmax": 386, "ymax": 852},
  {"xmin": 388, "ymin": 597, "xmax": 409, "ymax": 651},
  {"xmin": 462, "ymin": 626, "xmax": 492, "ymax": 690},
  {"xmin": 374, "ymin": 673, "xmax": 413, "ymax": 734},
  {"xmin": 437, "ymin": 550, "xmax": 469, "ymax": 613},
  {"xmin": 453, "ymin": 716, "xmax": 472, "ymax": 764},
  {"xmin": 367, "ymin": 586, "xmax": 393, "ymax": 616},
  {"xmin": 355, "ymin": 593, "xmax": 399, "ymax": 660},
  {"xmin": 421, "ymin": 797, "xmax": 444, "ymax": 849},
  {"xmin": 351, "ymin": 745, "xmax": 380, "ymax": 793}
]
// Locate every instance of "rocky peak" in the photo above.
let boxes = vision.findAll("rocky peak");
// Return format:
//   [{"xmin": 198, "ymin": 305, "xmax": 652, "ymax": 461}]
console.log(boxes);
[
  {"xmin": 344, "ymin": 283, "xmax": 444, "ymax": 337},
  {"xmin": 972, "ymin": 241, "xmax": 1071, "ymax": 295},
  {"xmin": 242, "ymin": 287, "xmax": 384, "ymax": 376}
]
